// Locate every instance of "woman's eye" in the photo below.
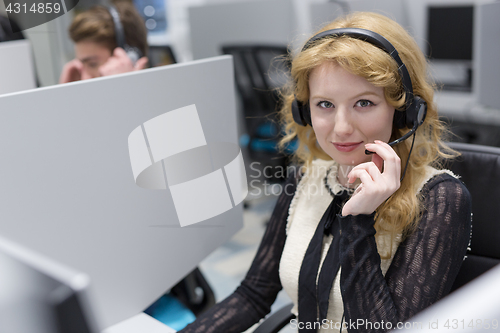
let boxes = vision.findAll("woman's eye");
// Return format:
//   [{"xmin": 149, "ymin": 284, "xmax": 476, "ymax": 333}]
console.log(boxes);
[
  {"xmin": 317, "ymin": 101, "xmax": 334, "ymax": 109},
  {"xmin": 356, "ymin": 99, "xmax": 374, "ymax": 108}
]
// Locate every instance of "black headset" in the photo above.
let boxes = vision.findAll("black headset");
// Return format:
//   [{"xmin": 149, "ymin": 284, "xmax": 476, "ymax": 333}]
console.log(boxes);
[
  {"xmin": 291, "ymin": 28, "xmax": 427, "ymax": 151},
  {"xmin": 107, "ymin": 4, "xmax": 143, "ymax": 65}
]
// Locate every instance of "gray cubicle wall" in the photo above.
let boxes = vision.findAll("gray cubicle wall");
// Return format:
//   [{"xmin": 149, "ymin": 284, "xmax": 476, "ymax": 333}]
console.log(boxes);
[
  {"xmin": 310, "ymin": 0, "xmax": 409, "ymax": 33},
  {"xmin": 0, "ymin": 56, "xmax": 243, "ymax": 329},
  {"xmin": 309, "ymin": 2, "xmax": 345, "ymax": 31},
  {"xmin": 474, "ymin": 1, "xmax": 500, "ymax": 110},
  {"xmin": 0, "ymin": 40, "xmax": 37, "ymax": 95},
  {"xmin": 188, "ymin": 0, "xmax": 297, "ymax": 60}
]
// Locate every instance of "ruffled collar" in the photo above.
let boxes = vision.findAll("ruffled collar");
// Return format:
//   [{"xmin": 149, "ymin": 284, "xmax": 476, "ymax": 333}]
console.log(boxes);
[{"xmin": 323, "ymin": 162, "xmax": 356, "ymax": 197}]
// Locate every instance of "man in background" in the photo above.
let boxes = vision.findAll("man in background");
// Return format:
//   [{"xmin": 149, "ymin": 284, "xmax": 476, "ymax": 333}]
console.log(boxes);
[{"xmin": 60, "ymin": 0, "xmax": 149, "ymax": 83}]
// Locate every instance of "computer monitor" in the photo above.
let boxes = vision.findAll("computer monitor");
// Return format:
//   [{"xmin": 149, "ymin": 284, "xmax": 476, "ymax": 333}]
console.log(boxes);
[
  {"xmin": 427, "ymin": 5, "xmax": 474, "ymax": 61},
  {"xmin": 0, "ymin": 234, "xmax": 99, "ymax": 333},
  {"xmin": 426, "ymin": 5, "xmax": 474, "ymax": 91},
  {"xmin": 0, "ymin": 39, "xmax": 37, "ymax": 95},
  {"xmin": 0, "ymin": 55, "xmax": 243, "ymax": 329},
  {"xmin": 188, "ymin": 0, "xmax": 296, "ymax": 60}
]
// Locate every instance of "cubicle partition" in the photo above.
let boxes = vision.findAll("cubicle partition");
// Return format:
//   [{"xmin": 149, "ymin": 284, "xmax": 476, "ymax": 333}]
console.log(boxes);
[
  {"xmin": 309, "ymin": 0, "xmax": 408, "ymax": 32},
  {"xmin": 0, "ymin": 55, "xmax": 245, "ymax": 330},
  {"xmin": 188, "ymin": 0, "xmax": 297, "ymax": 60},
  {"xmin": 474, "ymin": 1, "xmax": 500, "ymax": 110}
]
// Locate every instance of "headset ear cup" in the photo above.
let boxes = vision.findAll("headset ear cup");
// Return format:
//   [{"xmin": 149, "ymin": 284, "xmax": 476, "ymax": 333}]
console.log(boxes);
[
  {"xmin": 292, "ymin": 98, "xmax": 311, "ymax": 127},
  {"xmin": 302, "ymin": 103, "xmax": 311, "ymax": 127},
  {"xmin": 405, "ymin": 96, "xmax": 427, "ymax": 128},
  {"xmin": 393, "ymin": 110, "xmax": 407, "ymax": 129},
  {"xmin": 291, "ymin": 98, "xmax": 304, "ymax": 126},
  {"xmin": 124, "ymin": 45, "xmax": 142, "ymax": 65},
  {"xmin": 415, "ymin": 96, "xmax": 427, "ymax": 126},
  {"xmin": 406, "ymin": 106, "xmax": 417, "ymax": 129},
  {"xmin": 393, "ymin": 96, "xmax": 427, "ymax": 129}
]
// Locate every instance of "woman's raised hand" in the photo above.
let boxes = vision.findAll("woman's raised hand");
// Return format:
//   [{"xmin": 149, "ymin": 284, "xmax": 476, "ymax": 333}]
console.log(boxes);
[{"xmin": 341, "ymin": 140, "xmax": 401, "ymax": 216}]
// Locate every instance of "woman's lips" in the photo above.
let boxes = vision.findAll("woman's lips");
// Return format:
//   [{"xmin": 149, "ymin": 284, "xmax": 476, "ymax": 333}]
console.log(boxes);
[{"xmin": 332, "ymin": 142, "xmax": 363, "ymax": 152}]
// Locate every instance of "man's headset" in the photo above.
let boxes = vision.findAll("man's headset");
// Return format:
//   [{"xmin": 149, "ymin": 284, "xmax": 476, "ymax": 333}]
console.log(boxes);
[
  {"xmin": 291, "ymin": 28, "xmax": 427, "ymax": 154},
  {"xmin": 106, "ymin": 4, "xmax": 143, "ymax": 65}
]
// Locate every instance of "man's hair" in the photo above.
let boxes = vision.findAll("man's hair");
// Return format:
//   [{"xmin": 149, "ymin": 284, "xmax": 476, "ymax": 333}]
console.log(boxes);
[{"xmin": 69, "ymin": 1, "xmax": 148, "ymax": 57}]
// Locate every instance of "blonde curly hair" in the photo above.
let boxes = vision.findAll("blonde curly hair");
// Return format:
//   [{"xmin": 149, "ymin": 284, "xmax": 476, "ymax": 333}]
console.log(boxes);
[{"xmin": 279, "ymin": 12, "xmax": 456, "ymax": 235}]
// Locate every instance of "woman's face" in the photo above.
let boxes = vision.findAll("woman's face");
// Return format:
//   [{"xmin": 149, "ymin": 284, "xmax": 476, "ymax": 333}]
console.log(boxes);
[
  {"xmin": 309, "ymin": 61, "xmax": 395, "ymax": 167},
  {"xmin": 74, "ymin": 40, "xmax": 113, "ymax": 79}
]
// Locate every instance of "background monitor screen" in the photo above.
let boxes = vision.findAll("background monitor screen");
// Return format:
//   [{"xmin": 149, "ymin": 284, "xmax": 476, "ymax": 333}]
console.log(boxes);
[
  {"xmin": 0, "ymin": 40, "xmax": 37, "ymax": 95},
  {"xmin": 0, "ymin": 235, "xmax": 99, "ymax": 333},
  {"xmin": 426, "ymin": 5, "xmax": 474, "ymax": 61}
]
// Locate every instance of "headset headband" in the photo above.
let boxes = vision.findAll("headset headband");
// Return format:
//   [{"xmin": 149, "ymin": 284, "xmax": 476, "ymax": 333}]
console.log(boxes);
[
  {"xmin": 107, "ymin": 4, "xmax": 125, "ymax": 49},
  {"xmin": 292, "ymin": 27, "xmax": 427, "ymax": 181},
  {"xmin": 106, "ymin": 4, "xmax": 143, "ymax": 65},
  {"xmin": 303, "ymin": 28, "xmax": 415, "ymax": 111}
]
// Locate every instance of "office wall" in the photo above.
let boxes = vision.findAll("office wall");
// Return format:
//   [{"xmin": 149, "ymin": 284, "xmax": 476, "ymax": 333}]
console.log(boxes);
[
  {"xmin": 1, "ymin": 0, "xmax": 496, "ymax": 90},
  {"xmin": 162, "ymin": 0, "xmax": 202, "ymax": 62},
  {"xmin": 310, "ymin": 0, "xmax": 409, "ymax": 33},
  {"xmin": 188, "ymin": 0, "xmax": 297, "ymax": 60},
  {"xmin": 474, "ymin": 1, "xmax": 500, "ymax": 109}
]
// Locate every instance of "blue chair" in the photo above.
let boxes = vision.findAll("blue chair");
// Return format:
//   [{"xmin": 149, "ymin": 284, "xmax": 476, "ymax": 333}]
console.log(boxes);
[{"xmin": 145, "ymin": 267, "xmax": 216, "ymax": 331}]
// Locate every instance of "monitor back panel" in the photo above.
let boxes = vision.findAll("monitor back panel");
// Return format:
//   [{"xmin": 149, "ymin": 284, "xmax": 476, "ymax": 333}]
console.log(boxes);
[
  {"xmin": 0, "ymin": 40, "xmax": 37, "ymax": 95},
  {"xmin": 188, "ymin": 0, "xmax": 295, "ymax": 60},
  {"xmin": 0, "ymin": 235, "xmax": 99, "ymax": 333}
]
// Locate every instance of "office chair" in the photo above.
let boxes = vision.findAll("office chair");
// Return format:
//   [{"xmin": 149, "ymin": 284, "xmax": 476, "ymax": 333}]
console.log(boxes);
[
  {"xmin": 169, "ymin": 267, "xmax": 216, "ymax": 316},
  {"xmin": 446, "ymin": 142, "xmax": 500, "ymax": 291},
  {"xmin": 144, "ymin": 44, "xmax": 217, "ymax": 328},
  {"xmin": 145, "ymin": 267, "xmax": 216, "ymax": 330},
  {"xmin": 222, "ymin": 45, "xmax": 297, "ymax": 183},
  {"xmin": 253, "ymin": 142, "xmax": 500, "ymax": 333}
]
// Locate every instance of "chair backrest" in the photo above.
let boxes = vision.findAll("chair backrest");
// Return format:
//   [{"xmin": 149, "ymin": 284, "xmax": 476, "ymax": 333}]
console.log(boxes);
[
  {"xmin": 222, "ymin": 45, "xmax": 293, "ymax": 173},
  {"xmin": 221, "ymin": 45, "xmax": 290, "ymax": 121},
  {"xmin": 445, "ymin": 142, "xmax": 500, "ymax": 291}
]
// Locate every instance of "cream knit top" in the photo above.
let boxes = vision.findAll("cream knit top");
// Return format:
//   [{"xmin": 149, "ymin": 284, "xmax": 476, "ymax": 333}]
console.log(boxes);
[{"xmin": 278, "ymin": 159, "xmax": 457, "ymax": 332}]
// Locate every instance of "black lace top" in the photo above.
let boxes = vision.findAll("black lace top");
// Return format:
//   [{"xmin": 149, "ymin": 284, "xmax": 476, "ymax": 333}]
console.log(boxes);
[{"xmin": 179, "ymin": 171, "xmax": 472, "ymax": 333}]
